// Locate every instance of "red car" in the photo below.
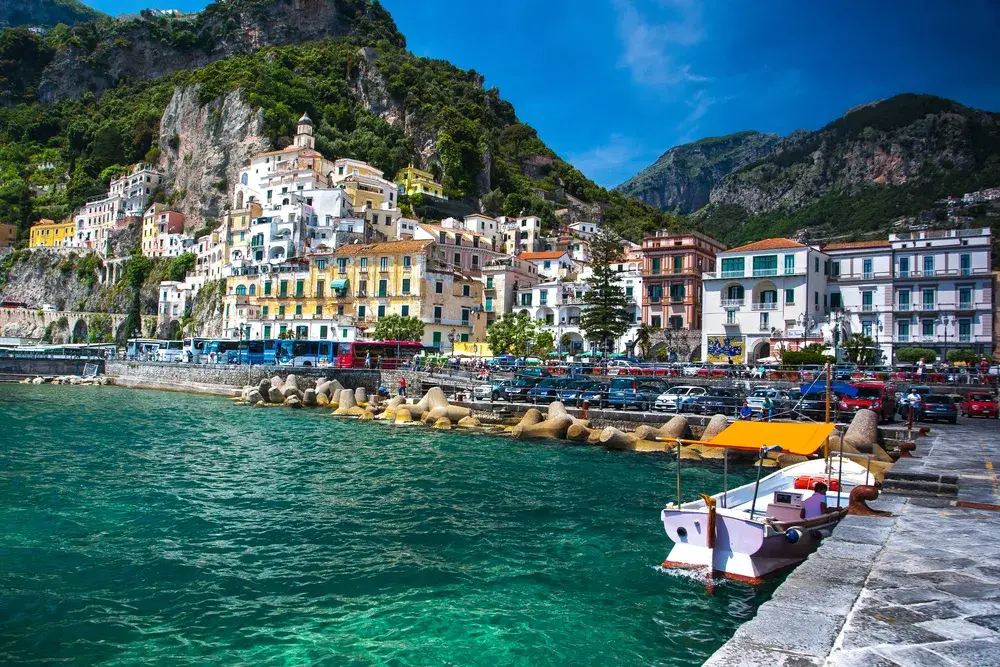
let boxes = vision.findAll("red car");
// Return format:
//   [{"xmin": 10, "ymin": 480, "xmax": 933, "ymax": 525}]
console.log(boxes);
[
  {"xmin": 840, "ymin": 382, "xmax": 897, "ymax": 422},
  {"xmin": 960, "ymin": 392, "xmax": 998, "ymax": 419}
]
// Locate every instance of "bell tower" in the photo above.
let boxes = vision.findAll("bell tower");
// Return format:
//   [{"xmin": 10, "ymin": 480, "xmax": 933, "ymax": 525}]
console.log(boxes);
[{"xmin": 294, "ymin": 112, "xmax": 315, "ymax": 149}]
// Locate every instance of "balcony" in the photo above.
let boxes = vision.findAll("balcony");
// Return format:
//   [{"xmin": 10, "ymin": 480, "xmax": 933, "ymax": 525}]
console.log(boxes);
[
  {"xmin": 896, "ymin": 334, "xmax": 910, "ymax": 343},
  {"xmin": 751, "ymin": 302, "xmax": 778, "ymax": 311},
  {"xmin": 861, "ymin": 303, "xmax": 876, "ymax": 312},
  {"xmin": 957, "ymin": 301, "xmax": 974, "ymax": 311},
  {"xmin": 758, "ymin": 323, "xmax": 772, "ymax": 331},
  {"xmin": 752, "ymin": 269, "xmax": 778, "ymax": 277},
  {"xmin": 959, "ymin": 334, "xmax": 972, "ymax": 343},
  {"xmin": 721, "ymin": 270, "xmax": 745, "ymax": 279},
  {"xmin": 896, "ymin": 302, "xmax": 913, "ymax": 312},
  {"xmin": 721, "ymin": 299, "xmax": 745, "ymax": 309},
  {"xmin": 919, "ymin": 302, "xmax": 937, "ymax": 311}
]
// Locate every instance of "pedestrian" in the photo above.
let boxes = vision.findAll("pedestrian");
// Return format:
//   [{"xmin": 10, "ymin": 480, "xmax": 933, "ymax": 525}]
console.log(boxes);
[
  {"xmin": 762, "ymin": 395, "xmax": 774, "ymax": 422},
  {"xmin": 365, "ymin": 351, "xmax": 371, "ymax": 369},
  {"xmin": 376, "ymin": 355, "xmax": 382, "ymax": 369},
  {"xmin": 917, "ymin": 357, "xmax": 925, "ymax": 380},
  {"xmin": 398, "ymin": 375, "xmax": 407, "ymax": 397},
  {"xmin": 738, "ymin": 401, "xmax": 753, "ymax": 421}
]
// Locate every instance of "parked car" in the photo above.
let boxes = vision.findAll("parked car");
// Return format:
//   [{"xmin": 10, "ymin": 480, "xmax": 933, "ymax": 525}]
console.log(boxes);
[
  {"xmin": 514, "ymin": 367, "xmax": 551, "ymax": 378},
  {"xmin": 682, "ymin": 363, "xmax": 707, "ymax": 377},
  {"xmin": 688, "ymin": 387, "xmax": 743, "ymax": 416},
  {"xmin": 527, "ymin": 378, "xmax": 577, "ymax": 404},
  {"xmin": 840, "ymin": 382, "xmax": 897, "ymax": 422},
  {"xmin": 798, "ymin": 392, "xmax": 842, "ymax": 422},
  {"xmin": 578, "ymin": 382, "xmax": 610, "ymax": 407},
  {"xmin": 608, "ymin": 377, "xmax": 668, "ymax": 411},
  {"xmin": 502, "ymin": 376, "xmax": 543, "ymax": 402},
  {"xmin": 654, "ymin": 386, "xmax": 706, "ymax": 412},
  {"xmin": 896, "ymin": 385, "xmax": 933, "ymax": 415},
  {"xmin": 960, "ymin": 392, "xmax": 998, "ymax": 419},
  {"xmin": 474, "ymin": 379, "xmax": 514, "ymax": 401},
  {"xmin": 833, "ymin": 364, "xmax": 858, "ymax": 381},
  {"xmin": 916, "ymin": 395, "xmax": 958, "ymax": 424},
  {"xmin": 746, "ymin": 388, "xmax": 793, "ymax": 417},
  {"xmin": 556, "ymin": 379, "xmax": 601, "ymax": 406}
]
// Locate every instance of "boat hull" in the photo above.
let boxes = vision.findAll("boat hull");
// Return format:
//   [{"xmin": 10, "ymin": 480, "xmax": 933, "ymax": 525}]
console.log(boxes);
[{"xmin": 660, "ymin": 509, "xmax": 838, "ymax": 583}]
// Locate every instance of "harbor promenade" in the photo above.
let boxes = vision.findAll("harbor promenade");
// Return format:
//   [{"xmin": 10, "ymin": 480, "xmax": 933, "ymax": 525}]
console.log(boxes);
[{"xmin": 704, "ymin": 419, "xmax": 1000, "ymax": 666}]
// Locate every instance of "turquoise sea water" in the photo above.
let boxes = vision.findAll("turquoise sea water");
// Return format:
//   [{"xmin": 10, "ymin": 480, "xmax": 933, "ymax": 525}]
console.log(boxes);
[{"xmin": 0, "ymin": 385, "xmax": 776, "ymax": 666}]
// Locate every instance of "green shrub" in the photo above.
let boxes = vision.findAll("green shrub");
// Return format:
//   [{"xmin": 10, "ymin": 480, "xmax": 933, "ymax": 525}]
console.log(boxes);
[{"xmin": 895, "ymin": 347, "xmax": 937, "ymax": 363}]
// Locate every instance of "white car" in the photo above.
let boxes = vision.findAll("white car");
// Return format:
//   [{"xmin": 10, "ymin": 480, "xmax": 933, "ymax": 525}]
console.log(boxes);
[
  {"xmin": 682, "ymin": 363, "xmax": 708, "ymax": 377},
  {"xmin": 655, "ymin": 386, "xmax": 706, "ymax": 412}
]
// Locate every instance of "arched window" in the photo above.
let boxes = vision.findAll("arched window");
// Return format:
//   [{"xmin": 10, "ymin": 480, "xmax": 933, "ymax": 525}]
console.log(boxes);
[
  {"xmin": 249, "ymin": 284, "xmax": 257, "ymax": 296},
  {"xmin": 725, "ymin": 285, "xmax": 744, "ymax": 300},
  {"xmin": 236, "ymin": 285, "xmax": 247, "ymax": 296}
]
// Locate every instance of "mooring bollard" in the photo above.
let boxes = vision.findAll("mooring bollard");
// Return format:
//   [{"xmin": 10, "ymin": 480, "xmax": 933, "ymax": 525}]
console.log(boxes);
[{"xmin": 580, "ymin": 400, "xmax": 590, "ymax": 420}]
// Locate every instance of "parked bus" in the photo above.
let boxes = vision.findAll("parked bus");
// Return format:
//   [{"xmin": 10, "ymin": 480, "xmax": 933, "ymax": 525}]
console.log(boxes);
[
  {"xmin": 126, "ymin": 338, "xmax": 162, "ymax": 360},
  {"xmin": 334, "ymin": 341, "xmax": 423, "ymax": 369},
  {"xmin": 156, "ymin": 340, "xmax": 185, "ymax": 363},
  {"xmin": 183, "ymin": 337, "xmax": 208, "ymax": 363},
  {"xmin": 203, "ymin": 339, "xmax": 245, "ymax": 363}
]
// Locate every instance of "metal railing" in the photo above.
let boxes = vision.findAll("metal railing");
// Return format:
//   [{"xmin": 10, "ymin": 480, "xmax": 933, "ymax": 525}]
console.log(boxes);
[{"xmin": 751, "ymin": 302, "xmax": 778, "ymax": 311}]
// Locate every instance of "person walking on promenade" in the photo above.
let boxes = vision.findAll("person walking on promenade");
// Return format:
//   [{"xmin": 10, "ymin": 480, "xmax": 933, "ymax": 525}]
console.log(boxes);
[
  {"xmin": 365, "ymin": 351, "xmax": 371, "ymax": 369},
  {"xmin": 398, "ymin": 375, "xmax": 407, "ymax": 397}
]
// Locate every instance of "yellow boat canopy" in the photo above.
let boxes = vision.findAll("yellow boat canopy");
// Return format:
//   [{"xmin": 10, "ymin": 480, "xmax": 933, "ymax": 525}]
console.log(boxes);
[{"xmin": 694, "ymin": 421, "xmax": 836, "ymax": 456}]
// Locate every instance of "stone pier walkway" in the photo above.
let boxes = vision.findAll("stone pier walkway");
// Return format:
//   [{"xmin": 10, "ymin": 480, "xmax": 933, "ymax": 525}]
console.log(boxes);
[{"xmin": 704, "ymin": 420, "xmax": 1000, "ymax": 666}]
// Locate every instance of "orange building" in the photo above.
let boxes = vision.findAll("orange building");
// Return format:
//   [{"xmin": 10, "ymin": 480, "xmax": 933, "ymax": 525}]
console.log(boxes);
[
  {"xmin": 641, "ymin": 231, "xmax": 726, "ymax": 330},
  {"xmin": 0, "ymin": 222, "xmax": 16, "ymax": 248}
]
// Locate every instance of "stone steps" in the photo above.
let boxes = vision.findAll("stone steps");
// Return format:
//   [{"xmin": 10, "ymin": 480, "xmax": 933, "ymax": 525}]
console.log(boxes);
[{"xmin": 882, "ymin": 470, "xmax": 959, "ymax": 497}]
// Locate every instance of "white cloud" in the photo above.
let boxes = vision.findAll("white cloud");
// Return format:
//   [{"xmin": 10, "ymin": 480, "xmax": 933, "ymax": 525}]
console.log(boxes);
[{"xmin": 614, "ymin": 0, "xmax": 707, "ymax": 91}]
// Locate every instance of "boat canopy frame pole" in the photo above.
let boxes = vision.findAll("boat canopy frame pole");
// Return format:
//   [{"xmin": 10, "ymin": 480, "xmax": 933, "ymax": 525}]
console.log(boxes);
[
  {"xmin": 675, "ymin": 440, "xmax": 683, "ymax": 507},
  {"xmin": 836, "ymin": 430, "xmax": 845, "ymax": 510},
  {"xmin": 748, "ymin": 445, "xmax": 769, "ymax": 521},
  {"xmin": 723, "ymin": 449, "xmax": 729, "ymax": 510}
]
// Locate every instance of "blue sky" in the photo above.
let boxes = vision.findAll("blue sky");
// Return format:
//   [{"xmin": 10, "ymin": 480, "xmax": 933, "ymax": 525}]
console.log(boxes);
[{"xmin": 86, "ymin": 0, "xmax": 1000, "ymax": 188}]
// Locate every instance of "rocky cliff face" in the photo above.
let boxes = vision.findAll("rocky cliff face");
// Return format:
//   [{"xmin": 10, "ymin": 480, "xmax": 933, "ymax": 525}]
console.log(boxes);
[
  {"xmin": 37, "ymin": 0, "xmax": 405, "ymax": 103},
  {"xmin": 708, "ymin": 97, "xmax": 995, "ymax": 214},
  {"xmin": 158, "ymin": 85, "xmax": 270, "ymax": 226},
  {"xmin": 616, "ymin": 131, "xmax": 779, "ymax": 213},
  {"xmin": 0, "ymin": 0, "xmax": 104, "ymax": 29}
]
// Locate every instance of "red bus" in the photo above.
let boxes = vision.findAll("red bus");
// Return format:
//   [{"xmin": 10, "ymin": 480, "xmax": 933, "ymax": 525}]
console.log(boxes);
[{"xmin": 335, "ymin": 341, "xmax": 423, "ymax": 369}]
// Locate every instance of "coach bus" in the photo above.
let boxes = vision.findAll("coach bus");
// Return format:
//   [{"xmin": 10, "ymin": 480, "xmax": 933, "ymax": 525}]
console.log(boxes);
[{"xmin": 334, "ymin": 340, "xmax": 423, "ymax": 369}]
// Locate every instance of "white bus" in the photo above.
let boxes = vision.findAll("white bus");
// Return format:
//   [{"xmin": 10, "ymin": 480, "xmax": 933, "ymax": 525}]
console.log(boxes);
[{"xmin": 156, "ymin": 340, "xmax": 185, "ymax": 363}]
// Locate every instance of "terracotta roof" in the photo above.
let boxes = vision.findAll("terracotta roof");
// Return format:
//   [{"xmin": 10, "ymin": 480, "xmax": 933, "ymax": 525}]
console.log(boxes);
[
  {"xmin": 518, "ymin": 251, "xmax": 569, "ymax": 261},
  {"xmin": 821, "ymin": 240, "xmax": 891, "ymax": 251},
  {"xmin": 333, "ymin": 239, "xmax": 432, "ymax": 256},
  {"xmin": 725, "ymin": 238, "xmax": 805, "ymax": 253}
]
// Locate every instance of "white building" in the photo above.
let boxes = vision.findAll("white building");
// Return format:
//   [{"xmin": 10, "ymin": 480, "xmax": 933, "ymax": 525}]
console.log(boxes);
[
  {"xmin": 517, "ymin": 250, "xmax": 575, "ymax": 280},
  {"xmin": 702, "ymin": 239, "xmax": 831, "ymax": 363},
  {"xmin": 569, "ymin": 221, "xmax": 599, "ymax": 239},
  {"xmin": 825, "ymin": 228, "xmax": 993, "ymax": 361},
  {"xmin": 74, "ymin": 163, "xmax": 161, "ymax": 252},
  {"xmin": 502, "ymin": 215, "xmax": 543, "ymax": 255}
]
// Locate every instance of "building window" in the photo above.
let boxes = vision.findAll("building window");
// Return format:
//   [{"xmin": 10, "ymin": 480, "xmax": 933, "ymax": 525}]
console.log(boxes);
[
  {"xmin": 315, "ymin": 258, "xmax": 327, "ymax": 270},
  {"xmin": 922, "ymin": 320, "xmax": 934, "ymax": 337},
  {"xmin": 262, "ymin": 306, "xmax": 269, "ymax": 316},
  {"xmin": 337, "ymin": 258, "xmax": 348, "ymax": 274},
  {"xmin": 814, "ymin": 257, "xmax": 819, "ymax": 273},
  {"xmin": 403, "ymin": 255, "xmax": 411, "ymax": 267},
  {"xmin": 278, "ymin": 305, "xmax": 285, "ymax": 316},
  {"xmin": 752, "ymin": 255, "xmax": 778, "ymax": 276},
  {"xmin": 485, "ymin": 297, "xmax": 493, "ymax": 312},
  {"xmin": 651, "ymin": 315, "xmax": 661, "ymax": 328},
  {"xmin": 862, "ymin": 291, "xmax": 873, "ymax": 311},
  {"xmin": 378, "ymin": 279, "xmax": 388, "ymax": 297},
  {"xmin": 520, "ymin": 293, "xmax": 532, "ymax": 306},
  {"xmin": 960, "ymin": 254, "xmax": 971, "ymax": 276},
  {"xmin": 320, "ymin": 325, "xmax": 328, "ymax": 339},
  {"xmin": 669, "ymin": 284, "xmax": 685, "ymax": 301},
  {"xmin": 959, "ymin": 319, "xmax": 971, "ymax": 341},
  {"xmin": 784, "ymin": 255, "xmax": 795, "ymax": 274},
  {"xmin": 726, "ymin": 310, "xmax": 736, "ymax": 325},
  {"xmin": 316, "ymin": 281, "xmax": 324, "ymax": 298},
  {"xmin": 486, "ymin": 276, "xmax": 494, "ymax": 289},
  {"xmin": 401, "ymin": 305, "xmax": 409, "ymax": 317},
  {"xmin": 669, "ymin": 315, "xmax": 683, "ymax": 330},
  {"xmin": 830, "ymin": 261, "xmax": 840, "ymax": 277},
  {"xmin": 922, "ymin": 289, "xmax": 935, "ymax": 310},
  {"xmin": 830, "ymin": 292, "xmax": 842, "ymax": 309},
  {"xmin": 651, "ymin": 258, "xmax": 661, "ymax": 275},
  {"xmin": 760, "ymin": 312, "xmax": 769, "ymax": 329},
  {"xmin": 235, "ymin": 285, "xmax": 247, "ymax": 296},
  {"xmin": 264, "ymin": 325, "xmax": 271, "ymax": 339},
  {"xmin": 360, "ymin": 258, "xmax": 368, "ymax": 271},
  {"xmin": 435, "ymin": 281, "xmax": 443, "ymax": 294},
  {"xmin": 784, "ymin": 288, "xmax": 795, "ymax": 305},
  {"xmin": 862, "ymin": 258, "xmax": 873, "ymax": 279},
  {"xmin": 379, "ymin": 257, "xmax": 389, "ymax": 272},
  {"xmin": 401, "ymin": 278, "xmax": 411, "ymax": 294},
  {"xmin": 316, "ymin": 304, "xmax": 323, "ymax": 315},
  {"xmin": 862, "ymin": 321, "xmax": 872, "ymax": 337},
  {"xmin": 377, "ymin": 305, "xmax": 385, "ymax": 319},
  {"xmin": 434, "ymin": 305, "xmax": 442, "ymax": 320},
  {"xmin": 923, "ymin": 256, "xmax": 934, "ymax": 276},
  {"xmin": 625, "ymin": 286, "xmax": 633, "ymax": 298},
  {"xmin": 814, "ymin": 291, "xmax": 819, "ymax": 307},
  {"xmin": 295, "ymin": 280, "xmax": 304, "ymax": 297},
  {"xmin": 295, "ymin": 304, "xmax": 302, "ymax": 315},
  {"xmin": 432, "ymin": 331, "xmax": 442, "ymax": 348},
  {"xmin": 959, "ymin": 287, "xmax": 972, "ymax": 308},
  {"xmin": 358, "ymin": 305, "xmax": 366, "ymax": 319},
  {"xmin": 462, "ymin": 284, "xmax": 470, "ymax": 297},
  {"xmin": 337, "ymin": 305, "xmax": 344, "ymax": 316},
  {"xmin": 898, "ymin": 290, "xmax": 910, "ymax": 310},
  {"xmin": 673, "ymin": 256, "xmax": 682, "ymax": 273}
]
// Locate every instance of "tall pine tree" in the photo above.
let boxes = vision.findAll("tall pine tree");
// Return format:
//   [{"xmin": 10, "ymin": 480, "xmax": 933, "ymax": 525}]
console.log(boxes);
[{"xmin": 580, "ymin": 228, "xmax": 632, "ymax": 356}]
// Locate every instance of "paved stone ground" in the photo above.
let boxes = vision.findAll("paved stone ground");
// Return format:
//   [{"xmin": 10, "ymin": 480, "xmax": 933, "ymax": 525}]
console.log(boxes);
[{"xmin": 703, "ymin": 419, "xmax": 1000, "ymax": 667}]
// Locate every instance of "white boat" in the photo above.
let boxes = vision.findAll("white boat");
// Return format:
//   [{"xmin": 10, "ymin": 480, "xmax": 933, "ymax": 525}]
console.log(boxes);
[{"xmin": 659, "ymin": 421, "xmax": 883, "ymax": 584}]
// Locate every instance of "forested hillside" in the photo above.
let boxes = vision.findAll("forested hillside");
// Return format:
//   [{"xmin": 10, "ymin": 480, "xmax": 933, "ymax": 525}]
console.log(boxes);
[{"xmin": 0, "ymin": 0, "xmax": 105, "ymax": 30}]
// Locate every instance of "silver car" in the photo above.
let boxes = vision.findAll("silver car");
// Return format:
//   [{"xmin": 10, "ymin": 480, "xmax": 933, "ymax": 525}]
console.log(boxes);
[
  {"xmin": 746, "ymin": 388, "xmax": 791, "ymax": 416},
  {"xmin": 655, "ymin": 385, "xmax": 706, "ymax": 412}
]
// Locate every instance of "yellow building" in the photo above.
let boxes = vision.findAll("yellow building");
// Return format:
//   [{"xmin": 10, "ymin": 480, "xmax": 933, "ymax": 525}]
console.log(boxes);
[
  {"xmin": 223, "ymin": 240, "xmax": 486, "ymax": 348},
  {"xmin": 331, "ymin": 158, "xmax": 399, "ymax": 211},
  {"xmin": 29, "ymin": 219, "xmax": 76, "ymax": 248},
  {"xmin": 396, "ymin": 164, "xmax": 447, "ymax": 200}
]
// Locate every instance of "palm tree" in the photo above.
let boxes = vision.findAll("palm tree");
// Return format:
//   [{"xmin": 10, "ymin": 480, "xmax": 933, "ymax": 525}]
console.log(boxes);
[{"xmin": 634, "ymin": 323, "xmax": 660, "ymax": 359}]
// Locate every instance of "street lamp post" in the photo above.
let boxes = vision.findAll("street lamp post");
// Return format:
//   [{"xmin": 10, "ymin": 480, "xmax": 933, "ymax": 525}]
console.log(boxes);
[{"xmin": 940, "ymin": 314, "xmax": 952, "ymax": 363}]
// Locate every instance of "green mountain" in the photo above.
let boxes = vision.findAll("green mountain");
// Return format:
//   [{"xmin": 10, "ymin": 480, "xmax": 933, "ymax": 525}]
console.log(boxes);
[
  {"xmin": 615, "ymin": 131, "xmax": 779, "ymax": 213},
  {"xmin": 623, "ymin": 94, "xmax": 1000, "ymax": 247},
  {"xmin": 0, "ymin": 0, "xmax": 673, "ymax": 243},
  {"xmin": 0, "ymin": 0, "xmax": 105, "ymax": 30}
]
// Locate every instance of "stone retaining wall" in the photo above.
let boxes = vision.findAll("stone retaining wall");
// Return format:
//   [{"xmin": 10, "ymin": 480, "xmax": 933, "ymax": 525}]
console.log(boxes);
[{"xmin": 106, "ymin": 361, "xmax": 385, "ymax": 392}]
